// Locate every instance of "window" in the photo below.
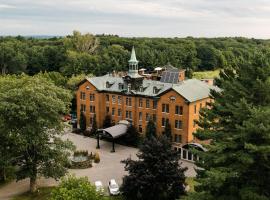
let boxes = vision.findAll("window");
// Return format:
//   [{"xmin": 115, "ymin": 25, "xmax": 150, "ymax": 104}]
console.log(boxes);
[
  {"xmin": 153, "ymin": 86, "xmax": 158, "ymax": 94},
  {"xmin": 146, "ymin": 99, "xmax": 150, "ymax": 108},
  {"xmin": 139, "ymin": 98, "xmax": 143, "ymax": 107},
  {"xmin": 80, "ymin": 104, "xmax": 86, "ymax": 112},
  {"xmin": 175, "ymin": 120, "xmax": 182, "ymax": 129},
  {"xmin": 126, "ymin": 111, "xmax": 129, "ymax": 119},
  {"xmin": 112, "ymin": 95, "xmax": 116, "ymax": 104},
  {"xmin": 153, "ymin": 114, "xmax": 156, "ymax": 122},
  {"xmin": 139, "ymin": 112, "xmax": 142, "ymax": 121},
  {"xmin": 106, "ymin": 81, "xmax": 110, "ymax": 88},
  {"xmin": 106, "ymin": 94, "xmax": 109, "ymax": 102},
  {"xmin": 127, "ymin": 83, "xmax": 131, "ymax": 92},
  {"xmin": 80, "ymin": 92, "xmax": 86, "ymax": 100},
  {"xmin": 126, "ymin": 111, "xmax": 132, "ymax": 119},
  {"xmin": 118, "ymin": 96, "xmax": 122, "ymax": 104},
  {"xmin": 200, "ymin": 103, "xmax": 202, "ymax": 109},
  {"xmin": 175, "ymin": 105, "xmax": 183, "ymax": 115},
  {"xmin": 112, "ymin": 108, "xmax": 115, "ymax": 116},
  {"xmin": 139, "ymin": 86, "xmax": 144, "ymax": 92},
  {"xmin": 126, "ymin": 97, "xmax": 132, "ymax": 106},
  {"xmin": 118, "ymin": 109, "xmax": 122, "ymax": 117},
  {"xmin": 90, "ymin": 94, "xmax": 95, "ymax": 101},
  {"xmin": 193, "ymin": 120, "xmax": 196, "ymax": 128},
  {"xmin": 90, "ymin": 117, "xmax": 93, "ymax": 125},
  {"xmin": 174, "ymin": 134, "xmax": 182, "ymax": 143},
  {"xmin": 153, "ymin": 101, "xmax": 157, "ymax": 109},
  {"xmin": 118, "ymin": 83, "xmax": 124, "ymax": 90},
  {"xmin": 90, "ymin": 105, "xmax": 95, "ymax": 113},
  {"xmin": 162, "ymin": 104, "xmax": 169, "ymax": 113},
  {"xmin": 194, "ymin": 105, "xmax": 197, "ymax": 114},
  {"xmin": 162, "ymin": 118, "xmax": 169, "ymax": 127},
  {"xmin": 146, "ymin": 113, "xmax": 150, "ymax": 122},
  {"xmin": 106, "ymin": 106, "xmax": 109, "ymax": 114}
]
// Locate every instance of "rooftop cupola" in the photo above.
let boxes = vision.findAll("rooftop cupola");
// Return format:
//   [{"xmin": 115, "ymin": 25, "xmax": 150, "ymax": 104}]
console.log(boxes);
[{"xmin": 128, "ymin": 46, "xmax": 139, "ymax": 75}]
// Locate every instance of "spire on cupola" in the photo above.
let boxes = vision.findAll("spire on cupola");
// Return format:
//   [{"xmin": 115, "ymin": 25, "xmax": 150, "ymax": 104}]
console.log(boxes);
[{"xmin": 128, "ymin": 46, "xmax": 139, "ymax": 75}]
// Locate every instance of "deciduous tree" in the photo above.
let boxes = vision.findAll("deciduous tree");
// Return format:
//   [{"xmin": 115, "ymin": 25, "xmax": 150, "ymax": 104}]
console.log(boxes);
[{"xmin": 0, "ymin": 75, "xmax": 74, "ymax": 193}]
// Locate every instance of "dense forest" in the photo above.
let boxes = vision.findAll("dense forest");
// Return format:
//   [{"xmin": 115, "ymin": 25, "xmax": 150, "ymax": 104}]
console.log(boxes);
[{"xmin": 1, "ymin": 31, "xmax": 270, "ymax": 77}]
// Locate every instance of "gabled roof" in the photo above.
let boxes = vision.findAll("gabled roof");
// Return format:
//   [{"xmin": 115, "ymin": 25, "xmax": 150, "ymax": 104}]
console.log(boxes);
[{"xmin": 81, "ymin": 75, "xmax": 218, "ymax": 102}]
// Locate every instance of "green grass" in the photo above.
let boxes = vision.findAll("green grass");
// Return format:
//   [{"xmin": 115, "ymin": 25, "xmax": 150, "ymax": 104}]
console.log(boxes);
[
  {"xmin": 193, "ymin": 69, "xmax": 220, "ymax": 79},
  {"xmin": 12, "ymin": 187, "xmax": 54, "ymax": 200}
]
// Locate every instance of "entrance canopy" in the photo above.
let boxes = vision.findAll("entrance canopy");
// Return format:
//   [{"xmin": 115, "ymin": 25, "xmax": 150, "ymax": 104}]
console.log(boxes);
[
  {"xmin": 102, "ymin": 123, "xmax": 128, "ymax": 139},
  {"xmin": 96, "ymin": 120, "xmax": 129, "ymax": 152}
]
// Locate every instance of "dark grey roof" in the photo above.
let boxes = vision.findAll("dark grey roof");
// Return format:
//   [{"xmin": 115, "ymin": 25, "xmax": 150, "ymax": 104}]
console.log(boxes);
[{"xmin": 86, "ymin": 75, "xmax": 218, "ymax": 102}]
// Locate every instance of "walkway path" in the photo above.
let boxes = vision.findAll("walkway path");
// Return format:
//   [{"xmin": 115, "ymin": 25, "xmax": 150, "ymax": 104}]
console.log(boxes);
[{"xmin": 0, "ymin": 133, "xmax": 197, "ymax": 200}]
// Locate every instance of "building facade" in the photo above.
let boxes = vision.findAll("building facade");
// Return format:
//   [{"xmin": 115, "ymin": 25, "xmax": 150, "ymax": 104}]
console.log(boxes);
[{"xmin": 76, "ymin": 47, "xmax": 217, "ymax": 145}]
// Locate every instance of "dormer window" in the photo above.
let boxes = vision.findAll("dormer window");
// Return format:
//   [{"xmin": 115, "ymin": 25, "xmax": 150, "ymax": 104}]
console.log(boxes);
[
  {"xmin": 153, "ymin": 86, "xmax": 158, "ymax": 94},
  {"xmin": 127, "ymin": 83, "xmax": 131, "ymax": 93},
  {"xmin": 139, "ymin": 86, "xmax": 144, "ymax": 92},
  {"xmin": 118, "ymin": 83, "xmax": 124, "ymax": 90},
  {"xmin": 106, "ymin": 81, "xmax": 110, "ymax": 88}
]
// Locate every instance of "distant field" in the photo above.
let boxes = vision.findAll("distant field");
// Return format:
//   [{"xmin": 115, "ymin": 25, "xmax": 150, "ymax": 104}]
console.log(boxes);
[{"xmin": 193, "ymin": 69, "xmax": 220, "ymax": 79}]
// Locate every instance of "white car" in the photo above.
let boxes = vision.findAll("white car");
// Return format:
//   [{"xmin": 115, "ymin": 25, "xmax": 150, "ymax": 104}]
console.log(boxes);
[
  {"xmin": 94, "ymin": 181, "xmax": 104, "ymax": 193},
  {"xmin": 108, "ymin": 179, "xmax": 120, "ymax": 195}
]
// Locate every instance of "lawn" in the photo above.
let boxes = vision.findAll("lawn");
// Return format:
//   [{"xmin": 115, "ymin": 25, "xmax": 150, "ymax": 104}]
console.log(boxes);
[
  {"xmin": 193, "ymin": 69, "xmax": 220, "ymax": 79},
  {"xmin": 12, "ymin": 187, "xmax": 54, "ymax": 200},
  {"xmin": 12, "ymin": 187, "xmax": 123, "ymax": 200}
]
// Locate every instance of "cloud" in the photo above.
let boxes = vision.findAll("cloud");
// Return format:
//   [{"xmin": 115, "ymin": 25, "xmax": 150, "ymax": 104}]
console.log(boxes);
[{"xmin": 0, "ymin": 0, "xmax": 270, "ymax": 38}]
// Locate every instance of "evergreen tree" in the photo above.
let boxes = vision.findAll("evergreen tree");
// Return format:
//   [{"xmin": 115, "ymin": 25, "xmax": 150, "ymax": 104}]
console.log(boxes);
[
  {"xmin": 121, "ymin": 136, "xmax": 186, "ymax": 200},
  {"xmin": 145, "ymin": 119, "xmax": 156, "ymax": 138},
  {"xmin": 102, "ymin": 115, "xmax": 111, "ymax": 128},
  {"xmin": 188, "ymin": 51, "xmax": 270, "ymax": 200},
  {"xmin": 124, "ymin": 125, "xmax": 140, "ymax": 146},
  {"xmin": 79, "ymin": 110, "xmax": 86, "ymax": 132},
  {"xmin": 164, "ymin": 122, "xmax": 172, "ymax": 141},
  {"xmin": 90, "ymin": 114, "xmax": 97, "ymax": 135}
]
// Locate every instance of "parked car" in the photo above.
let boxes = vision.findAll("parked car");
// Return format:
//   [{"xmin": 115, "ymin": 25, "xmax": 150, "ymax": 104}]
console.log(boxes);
[
  {"xmin": 95, "ymin": 181, "xmax": 104, "ymax": 193},
  {"xmin": 108, "ymin": 179, "xmax": 120, "ymax": 195}
]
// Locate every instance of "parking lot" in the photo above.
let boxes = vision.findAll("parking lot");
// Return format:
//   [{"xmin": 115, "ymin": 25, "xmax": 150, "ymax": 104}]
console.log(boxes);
[{"xmin": 0, "ymin": 132, "xmax": 197, "ymax": 199}]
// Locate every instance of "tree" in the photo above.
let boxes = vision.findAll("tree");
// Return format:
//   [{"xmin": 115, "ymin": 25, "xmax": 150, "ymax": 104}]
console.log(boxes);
[
  {"xmin": 124, "ymin": 125, "xmax": 140, "ymax": 146},
  {"xmin": 102, "ymin": 115, "xmax": 111, "ymax": 128},
  {"xmin": 188, "ymin": 51, "xmax": 270, "ymax": 200},
  {"xmin": 145, "ymin": 119, "xmax": 156, "ymax": 138},
  {"xmin": 79, "ymin": 110, "xmax": 87, "ymax": 132},
  {"xmin": 164, "ymin": 122, "xmax": 172, "ymax": 141},
  {"xmin": 121, "ymin": 136, "xmax": 186, "ymax": 200},
  {"xmin": 51, "ymin": 175, "xmax": 104, "ymax": 200},
  {"xmin": 90, "ymin": 114, "xmax": 97, "ymax": 135},
  {"xmin": 64, "ymin": 30, "xmax": 99, "ymax": 54},
  {"xmin": 0, "ymin": 41, "xmax": 27, "ymax": 75},
  {"xmin": 0, "ymin": 75, "xmax": 74, "ymax": 193}
]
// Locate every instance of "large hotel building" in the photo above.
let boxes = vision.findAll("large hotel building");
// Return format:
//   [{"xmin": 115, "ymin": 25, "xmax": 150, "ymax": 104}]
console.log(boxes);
[{"xmin": 77, "ymin": 47, "xmax": 217, "ymax": 145}]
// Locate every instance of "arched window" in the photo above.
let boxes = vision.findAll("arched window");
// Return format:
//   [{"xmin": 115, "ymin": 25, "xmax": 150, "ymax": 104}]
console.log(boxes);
[
  {"xmin": 106, "ymin": 81, "xmax": 110, "ymax": 88},
  {"xmin": 139, "ymin": 86, "xmax": 144, "ymax": 92},
  {"xmin": 153, "ymin": 86, "xmax": 158, "ymax": 94}
]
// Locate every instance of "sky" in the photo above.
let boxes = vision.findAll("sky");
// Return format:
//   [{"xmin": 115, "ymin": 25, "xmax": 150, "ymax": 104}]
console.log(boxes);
[{"xmin": 0, "ymin": 0, "xmax": 270, "ymax": 38}]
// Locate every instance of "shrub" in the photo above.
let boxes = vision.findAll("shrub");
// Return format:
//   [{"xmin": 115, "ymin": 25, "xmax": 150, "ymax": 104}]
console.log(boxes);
[
  {"xmin": 50, "ymin": 175, "xmax": 103, "ymax": 200},
  {"xmin": 73, "ymin": 150, "xmax": 88, "ymax": 157},
  {"xmin": 94, "ymin": 152, "xmax": 100, "ymax": 163}
]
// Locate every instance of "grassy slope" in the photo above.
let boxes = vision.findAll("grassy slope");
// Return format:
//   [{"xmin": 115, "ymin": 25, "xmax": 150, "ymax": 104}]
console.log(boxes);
[{"xmin": 193, "ymin": 69, "xmax": 220, "ymax": 79}]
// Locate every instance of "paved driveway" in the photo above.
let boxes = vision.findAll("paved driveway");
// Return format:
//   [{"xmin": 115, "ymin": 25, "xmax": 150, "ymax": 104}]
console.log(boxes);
[{"xmin": 0, "ymin": 132, "xmax": 197, "ymax": 200}]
